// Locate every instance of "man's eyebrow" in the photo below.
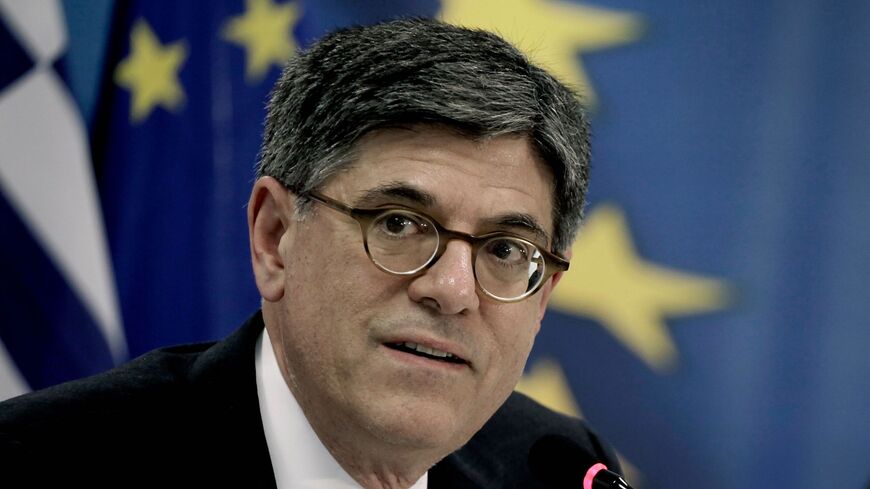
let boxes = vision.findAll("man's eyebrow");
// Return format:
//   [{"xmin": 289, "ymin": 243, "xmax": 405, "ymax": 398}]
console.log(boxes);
[
  {"xmin": 355, "ymin": 183, "xmax": 551, "ymax": 247},
  {"xmin": 483, "ymin": 214, "xmax": 551, "ymax": 248},
  {"xmin": 355, "ymin": 182, "xmax": 436, "ymax": 208}
]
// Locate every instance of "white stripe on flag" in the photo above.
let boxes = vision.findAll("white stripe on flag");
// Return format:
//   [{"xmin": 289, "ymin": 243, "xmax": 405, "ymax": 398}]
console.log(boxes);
[{"xmin": 0, "ymin": 341, "xmax": 27, "ymax": 400}]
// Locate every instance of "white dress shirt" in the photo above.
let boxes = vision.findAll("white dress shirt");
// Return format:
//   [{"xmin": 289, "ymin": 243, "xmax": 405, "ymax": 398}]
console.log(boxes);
[{"xmin": 256, "ymin": 328, "xmax": 429, "ymax": 489}]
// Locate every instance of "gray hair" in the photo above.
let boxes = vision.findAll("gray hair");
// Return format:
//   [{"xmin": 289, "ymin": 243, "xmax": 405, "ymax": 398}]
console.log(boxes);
[{"xmin": 257, "ymin": 18, "xmax": 590, "ymax": 252}]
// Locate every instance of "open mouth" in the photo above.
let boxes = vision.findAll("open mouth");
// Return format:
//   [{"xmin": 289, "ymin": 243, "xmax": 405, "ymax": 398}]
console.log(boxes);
[{"xmin": 385, "ymin": 342, "xmax": 467, "ymax": 365}]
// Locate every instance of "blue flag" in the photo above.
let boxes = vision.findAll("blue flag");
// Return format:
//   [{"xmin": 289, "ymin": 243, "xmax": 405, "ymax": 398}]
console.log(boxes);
[
  {"xmin": 2, "ymin": 1, "xmax": 869, "ymax": 488},
  {"xmin": 92, "ymin": 1, "xmax": 269, "ymax": 354}
]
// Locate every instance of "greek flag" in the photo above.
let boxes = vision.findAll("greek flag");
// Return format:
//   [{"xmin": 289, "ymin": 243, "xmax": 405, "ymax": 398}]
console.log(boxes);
[{"xmin": 0, "ymin": 1, "xmax": 124, "ymax": 396}]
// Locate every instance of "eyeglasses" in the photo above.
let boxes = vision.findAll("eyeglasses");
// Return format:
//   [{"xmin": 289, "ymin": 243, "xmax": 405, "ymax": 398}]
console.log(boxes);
[{"xmin": 306, "ymin": 192, "xmax": 569, "ymax": 303}]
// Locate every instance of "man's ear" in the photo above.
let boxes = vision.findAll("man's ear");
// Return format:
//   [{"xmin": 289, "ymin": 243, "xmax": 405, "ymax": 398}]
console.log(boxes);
[
  {"xmin": 535, "ymin": 246, "xmax": 572, "ymax": 322},
  {"xmin": 248, "ymin": 177, "xmax": 292, "ymax": 302}
]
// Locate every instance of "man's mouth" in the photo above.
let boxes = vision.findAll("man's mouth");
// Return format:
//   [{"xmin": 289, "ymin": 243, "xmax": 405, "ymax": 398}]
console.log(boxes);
[{"xmin": 385, "ymin": 342, "xmax": 467, "ymax": 365}]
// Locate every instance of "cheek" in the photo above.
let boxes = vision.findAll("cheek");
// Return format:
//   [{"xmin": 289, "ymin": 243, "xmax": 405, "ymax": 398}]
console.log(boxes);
[
  {"xmin": 489, "ymin": 307, "xmax": 541, "ymax": 384},
  {"xmin": 501, "ymin": 304, "xmax": 541, "ymax": 346}
]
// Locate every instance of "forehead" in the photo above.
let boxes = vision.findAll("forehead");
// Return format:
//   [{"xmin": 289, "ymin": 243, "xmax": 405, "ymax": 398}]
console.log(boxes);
[{"xmin": 325, "ymin": 126, "xmax": 556, "ymax": 237}]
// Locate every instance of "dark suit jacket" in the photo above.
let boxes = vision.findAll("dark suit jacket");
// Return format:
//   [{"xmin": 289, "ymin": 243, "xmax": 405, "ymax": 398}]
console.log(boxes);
[{"xmin": 0, "ymin": 311, "xmax": 620, "ymax": 488}]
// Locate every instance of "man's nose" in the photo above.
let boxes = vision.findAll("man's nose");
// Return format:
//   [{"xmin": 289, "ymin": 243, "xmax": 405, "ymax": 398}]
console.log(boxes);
[{"xmin": 407, "ymin": 239, "xmax": 480, "ymax": 315}]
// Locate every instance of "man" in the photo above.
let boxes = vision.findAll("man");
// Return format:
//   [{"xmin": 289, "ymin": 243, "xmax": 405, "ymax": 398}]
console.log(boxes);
[{"xmin": 0, "ymin": 18, "xmax": 621, "ymax": 488}]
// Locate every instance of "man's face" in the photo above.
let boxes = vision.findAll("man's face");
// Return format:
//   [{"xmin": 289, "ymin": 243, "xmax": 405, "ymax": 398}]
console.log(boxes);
[{"xmin": 256, "ymin": 126, "xmax": 562, "ymax": 455}]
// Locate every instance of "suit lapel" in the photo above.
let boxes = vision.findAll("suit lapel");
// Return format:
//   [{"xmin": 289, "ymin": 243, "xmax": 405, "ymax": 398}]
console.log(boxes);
[
  {"xmin": 186, "ymin": 311, "xmax": 277, "ymax": 487},
  {"xmin": 429, "ymin": 453, "xmax": 485, "ymax": 488}
]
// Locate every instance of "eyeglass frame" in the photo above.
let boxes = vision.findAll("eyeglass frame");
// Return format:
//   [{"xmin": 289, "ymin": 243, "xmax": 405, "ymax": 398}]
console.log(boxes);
[{"xmin": 305, "ymin": 191, "xmax": 570, "ymax": 303}]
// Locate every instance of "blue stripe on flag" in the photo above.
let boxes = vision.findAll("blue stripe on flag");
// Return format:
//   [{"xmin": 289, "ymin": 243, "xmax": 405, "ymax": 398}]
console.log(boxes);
[{"xmin": 0, "ymin": 192, "xmax": 115, "ymax": 390}]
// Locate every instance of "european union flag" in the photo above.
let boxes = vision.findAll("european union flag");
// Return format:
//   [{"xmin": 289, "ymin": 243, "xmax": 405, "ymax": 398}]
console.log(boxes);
[
  {"xmin": 92, "ymin": 1, "xmax": 270, "ymax": 355},
  {"xmin": 1, "ymin": 1, "xmax": 869, "ymax": 488}
]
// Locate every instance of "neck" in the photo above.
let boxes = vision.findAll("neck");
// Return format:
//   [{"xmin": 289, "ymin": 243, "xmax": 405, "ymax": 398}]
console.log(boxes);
[{"xmin": 312, "ymin": 428, "xmax": 432, "ymax": 489}]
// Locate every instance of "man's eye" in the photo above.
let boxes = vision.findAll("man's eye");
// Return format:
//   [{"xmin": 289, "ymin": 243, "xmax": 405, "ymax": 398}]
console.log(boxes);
[
  {"xmin": 487, "ymin": 239, "xmax": 529, "ymax": 264},
  {"xmin": 376, "ymin": 212, "xmax": 428, "ymax": 237}
]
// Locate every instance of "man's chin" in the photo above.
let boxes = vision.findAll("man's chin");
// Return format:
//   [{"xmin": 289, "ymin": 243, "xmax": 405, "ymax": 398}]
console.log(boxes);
[{"xmin": 360, "ymin": 400, "xmax": 474, "ymax": 453}]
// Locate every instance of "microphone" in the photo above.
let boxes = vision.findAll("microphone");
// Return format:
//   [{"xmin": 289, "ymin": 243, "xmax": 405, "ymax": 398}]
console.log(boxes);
[{"xmin": 528, "ymin": 434, "xmax": 634, "ymax": 489}]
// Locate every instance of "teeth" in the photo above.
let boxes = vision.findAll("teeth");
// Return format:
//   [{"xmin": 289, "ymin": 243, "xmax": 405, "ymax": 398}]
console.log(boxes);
[{"xmin": 401, "ymin": 341, "xmax": 455, "ymax": 359}]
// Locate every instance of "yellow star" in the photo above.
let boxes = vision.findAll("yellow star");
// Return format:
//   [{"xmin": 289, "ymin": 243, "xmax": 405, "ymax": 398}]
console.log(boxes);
[
  {"xmin": 222, "ymin": 0, "xmax": 300, "ymax": 82},
  {"xmin": 440, "ymin": 0, "xmax": 644, "ymax": 107},
  {"xmin": 550, "ymin": 205, "xmax": 730, "ymax": 372},
  {"xmin": 114, "ymin": 19, "xmax": 187, "ymax": 123},
  {"xmin": 516, "ymin": 357, "xmax": 582, "ymax": 417}
]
